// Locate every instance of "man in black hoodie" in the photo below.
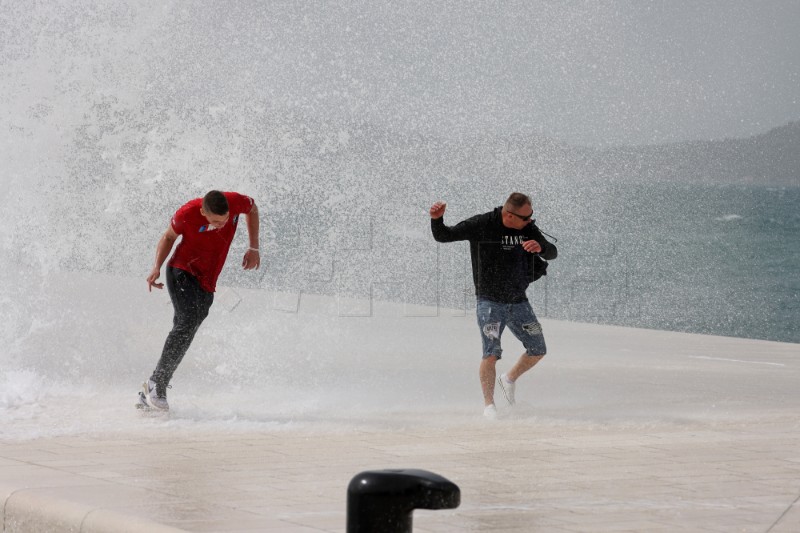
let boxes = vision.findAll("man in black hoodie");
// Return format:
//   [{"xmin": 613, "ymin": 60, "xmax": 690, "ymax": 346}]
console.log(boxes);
[{"xmin": 430, "ymin": 192, "xmax": 558, "ymax": 419}]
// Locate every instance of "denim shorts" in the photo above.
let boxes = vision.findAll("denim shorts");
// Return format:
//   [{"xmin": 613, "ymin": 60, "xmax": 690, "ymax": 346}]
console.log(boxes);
[{"xmin": 476, "ymin": 298, "xmax": 546, "ymax": 359}]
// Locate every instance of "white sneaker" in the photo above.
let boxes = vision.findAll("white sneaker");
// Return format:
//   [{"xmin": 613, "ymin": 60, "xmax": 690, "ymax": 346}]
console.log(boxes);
[
  {"xmin": 497, "ymin": 374, "xmax": 516, "ymax": 406},
  {"xmin": 483, "ymin": 404, "xmax": 498, "ymax": 419},
  {"xmin": 141, "ymin": 380, "xmax": 169, "ymax": 411}
]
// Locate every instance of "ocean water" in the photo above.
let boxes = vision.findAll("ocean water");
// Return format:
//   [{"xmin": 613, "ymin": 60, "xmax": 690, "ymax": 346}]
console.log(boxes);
[{"xmin": 533, "ymin": 183, "xmax": 800, "ymax": 344}]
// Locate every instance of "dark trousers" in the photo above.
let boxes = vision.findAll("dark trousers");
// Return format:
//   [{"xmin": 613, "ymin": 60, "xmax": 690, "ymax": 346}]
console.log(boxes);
[{"xmin": 150, "ymin": 267, "xmax": 213, "ymax": 394}]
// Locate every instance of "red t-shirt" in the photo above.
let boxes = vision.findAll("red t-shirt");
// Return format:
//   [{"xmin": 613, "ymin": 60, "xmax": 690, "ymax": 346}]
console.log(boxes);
[{"xmin": 167, "ymin": 192, "xmax": 255, "ymax": 293}]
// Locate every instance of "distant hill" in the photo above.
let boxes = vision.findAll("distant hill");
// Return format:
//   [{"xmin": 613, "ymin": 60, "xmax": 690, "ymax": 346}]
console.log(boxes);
[
  {"xmin": 579, "ymin": 121, "xmax": 800, "ymax": 186},
  {"xmin": 345, "ymin": 118, "xmax": 800, "ymax": 187}
]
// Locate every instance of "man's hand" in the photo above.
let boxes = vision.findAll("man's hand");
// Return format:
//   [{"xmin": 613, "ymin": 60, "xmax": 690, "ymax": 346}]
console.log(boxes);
[
  {"xmin": 429, "ymin": 201, "xmax": 447, "ymax": 219},
  {"xmin": 243, "ymin": 248, "xmax": 260, "ymax": 270},
  {"xmin": 147, "ymin": 267, "xmax": 164, "ymax": 291},
  {"xmin": 522, "ymin": 240, "xmax": 543, "ymax": 254},
  {"xmin": 148, "ymin": 225, "xmax": 178, "ymax": 292}
]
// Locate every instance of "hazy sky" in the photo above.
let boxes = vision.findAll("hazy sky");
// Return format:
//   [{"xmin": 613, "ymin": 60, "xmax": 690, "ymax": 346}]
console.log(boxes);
[
  {"xmin": 260, "ymin": 0, "xmax": 800, "ymax": 146},
  {"xmin": 2, "ymin": 0, "xmax": 799, "ymax": 146}
]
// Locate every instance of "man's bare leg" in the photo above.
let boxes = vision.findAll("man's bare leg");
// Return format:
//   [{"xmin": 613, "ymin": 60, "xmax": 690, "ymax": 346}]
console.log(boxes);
[
  {"xmin": 507, "ymin": 353, "xmax": 544, "ymax": 382},
  {"xmin": 479, "ymin": 355, "xmax": 500, "ymax": 406}
]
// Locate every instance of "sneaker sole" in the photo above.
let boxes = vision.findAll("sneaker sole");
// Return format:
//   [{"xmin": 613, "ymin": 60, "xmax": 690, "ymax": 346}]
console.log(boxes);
[
  {"xmin": 135, "ymin": 391, "xmax": 149, "ymax": 410},
  {"xmin": 497, "ymin": 377, "xmax": 515, "ymax": 406}
]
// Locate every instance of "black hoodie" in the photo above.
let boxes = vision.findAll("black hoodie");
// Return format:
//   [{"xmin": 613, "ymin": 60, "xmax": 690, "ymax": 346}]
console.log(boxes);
[{"xmin": 431, "ymin": 207, "xmax": 558, "ymax": 303}]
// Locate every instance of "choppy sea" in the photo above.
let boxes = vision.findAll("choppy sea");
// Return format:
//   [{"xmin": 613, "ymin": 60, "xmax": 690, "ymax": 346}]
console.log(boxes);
[{"xmin": 535, "ymin": 183, "xmax": 799, "ymax": 344}]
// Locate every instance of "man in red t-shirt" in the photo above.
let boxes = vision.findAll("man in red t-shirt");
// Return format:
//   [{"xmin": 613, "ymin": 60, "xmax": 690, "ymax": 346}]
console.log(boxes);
[{"xmin": 138, "ymin": 190, "xmax": 261, "ymax": 411}]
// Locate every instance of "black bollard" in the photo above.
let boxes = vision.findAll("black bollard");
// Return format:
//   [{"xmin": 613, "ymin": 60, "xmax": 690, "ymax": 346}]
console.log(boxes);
[{"xmin": 346, "ymin": 468, "xmax": 460, "ymax": 533}]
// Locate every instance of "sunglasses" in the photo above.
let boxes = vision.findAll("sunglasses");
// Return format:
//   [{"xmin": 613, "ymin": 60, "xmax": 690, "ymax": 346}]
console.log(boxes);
[{"xmin": 506, "ymin": 209, "xmax": 533, "ymax": 222}]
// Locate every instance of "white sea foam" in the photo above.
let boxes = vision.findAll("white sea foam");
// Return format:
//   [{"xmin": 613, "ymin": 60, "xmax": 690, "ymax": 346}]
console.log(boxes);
[
  {"xmin": 2, "ymin": 269, "xmax": 798, "ymax": 441},
  {"xmin": 0, "ymin": 271, "xmax": 481, "ymax": 439}
]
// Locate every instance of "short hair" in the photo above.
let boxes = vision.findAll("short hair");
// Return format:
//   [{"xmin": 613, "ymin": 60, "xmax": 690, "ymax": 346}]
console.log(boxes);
[
  {"xmin": 504, "ymin": 192, "xmax": 531, "ymax": 209},
  {"xmin": 202, "ymin": 190, "xmax": 229, "ymax": 215}
]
